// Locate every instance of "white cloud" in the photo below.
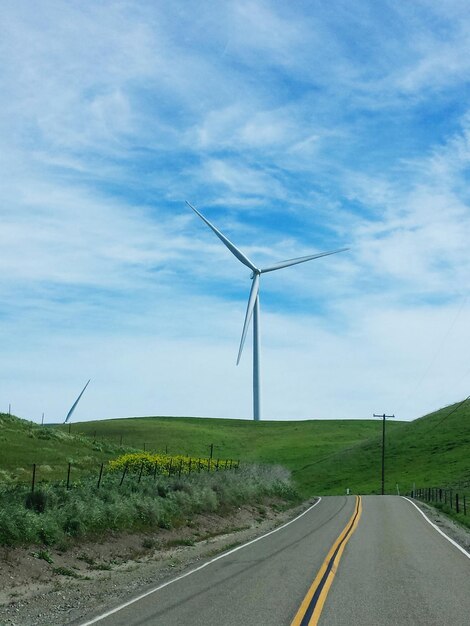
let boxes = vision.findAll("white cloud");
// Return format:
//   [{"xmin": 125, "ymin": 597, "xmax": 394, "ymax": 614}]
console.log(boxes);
[{"xmin": 2, "ymin": 1, "xmax": 470, "ymax": 425}]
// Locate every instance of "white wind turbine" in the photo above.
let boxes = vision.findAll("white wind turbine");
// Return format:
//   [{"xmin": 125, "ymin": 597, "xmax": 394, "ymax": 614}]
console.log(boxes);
[{"xmin": 187, "ymin": 201, "xmax": 348, "ymax": 421}]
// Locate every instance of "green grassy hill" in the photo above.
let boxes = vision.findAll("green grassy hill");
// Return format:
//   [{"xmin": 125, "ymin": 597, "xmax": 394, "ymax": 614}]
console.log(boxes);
[
  {"xmin": 0, "ymin": 413, "xmax": 125, "ymax": 484},
  {"xmin": 2, "ymin": 400, "xmax": 469, "ymax": 497},
  {"xmin": 307, "ymin": 400, "xmax": 470, "ymax": 496},
  {"xmin": 59, "ymin": 416, "xmax": 396, "ymax": 496}
]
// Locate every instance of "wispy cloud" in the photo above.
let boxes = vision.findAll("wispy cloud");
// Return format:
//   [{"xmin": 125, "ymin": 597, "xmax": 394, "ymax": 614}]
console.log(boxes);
[{"xmin": 1, "ymin": 1, "xmax": 470, "ymax": 422}]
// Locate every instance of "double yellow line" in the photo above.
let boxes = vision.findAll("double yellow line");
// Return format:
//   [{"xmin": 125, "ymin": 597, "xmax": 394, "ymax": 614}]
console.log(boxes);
[{"xmin": 291, "ymin": 495, "xmax": 362, "ymax": 626}]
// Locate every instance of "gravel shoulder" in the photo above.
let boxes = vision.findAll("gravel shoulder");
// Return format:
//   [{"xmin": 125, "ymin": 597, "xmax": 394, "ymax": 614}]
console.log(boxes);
[{"xmin": 0, "ymin": 498, "xmax": 315, "ymax": 626}]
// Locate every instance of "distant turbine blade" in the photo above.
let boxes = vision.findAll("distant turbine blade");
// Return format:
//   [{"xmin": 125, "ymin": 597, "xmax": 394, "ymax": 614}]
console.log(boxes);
[
  {"xmin": 64, "ymin": 379, "xmax": 91, "ymax": 424},
  {"xmin": 186, "ymin": 201, "xmax": 258, "ymax": 272},
  {"xmin": 237, "ymin": 273, "xmax": 260, "ymax": 365},
  {"xmin": 260, "ymin": 248, "xmax": 349, "ymax": 274}
]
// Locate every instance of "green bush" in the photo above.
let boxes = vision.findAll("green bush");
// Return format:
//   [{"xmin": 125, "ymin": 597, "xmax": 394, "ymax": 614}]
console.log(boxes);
[
  {"xmin": 25, "ymin": 490, "xmax": 48, "ymax": 513},
  {"xmin": 0, "ymin": 463, "xmax": 298, "ymax": 546}
]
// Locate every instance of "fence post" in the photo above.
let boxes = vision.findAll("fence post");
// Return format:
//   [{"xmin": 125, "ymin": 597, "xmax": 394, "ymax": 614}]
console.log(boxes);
[
  {"xmin": 66, "ymin": 463, "xmax": 71, "ymax": 490},
  {"xmin": 97, "ymin": 463, "xmax": 104, "ymax": 488},
  {"xmin": 450, "ymin": 489, "xmax": 453, "ymax": 509},
  {"xmin": 138, "ymin": 461, "xmax": 144, "ymax": 483},
  {"xmin": 456, "ymin": 493, "xmax": 460, "ymax": 514},
  {"xmin": 31, "ymin": 463, "xmax": 36, "ymax": 493},
  {"xmin": 464, "ymin": 495, "xmax": 467, "ymax": 516},
  {"xmin": 178, "ymin": 460, "xmax": 183, "ymax": 478},
  {"xmin": 230, "ymin": 459, "xmax": 233, "ymax": 470},
  {"xmin": 119, "ymin": 464, "xmax": 128, "ymax": 486}
]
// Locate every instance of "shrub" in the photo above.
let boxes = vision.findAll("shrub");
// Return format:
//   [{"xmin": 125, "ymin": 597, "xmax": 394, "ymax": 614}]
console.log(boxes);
[
  {"xmin": 25, "ymin": 490, "xmax": 48, "ymax": 513},
  {"xmin": 0, "ymin": 463, "xmax": 297, "ymax": 546}
]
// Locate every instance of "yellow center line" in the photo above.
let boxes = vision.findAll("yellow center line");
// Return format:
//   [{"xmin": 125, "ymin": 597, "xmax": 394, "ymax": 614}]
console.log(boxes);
[{"xmin": 291, "ymin": 495, "xmax": 362, "ymax": 626}]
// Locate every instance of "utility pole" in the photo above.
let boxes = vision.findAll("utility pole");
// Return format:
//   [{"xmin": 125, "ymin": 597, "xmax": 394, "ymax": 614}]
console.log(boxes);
[{"xmin": 373, "ymin": 413, "xmax": 395, "ymax": 495}]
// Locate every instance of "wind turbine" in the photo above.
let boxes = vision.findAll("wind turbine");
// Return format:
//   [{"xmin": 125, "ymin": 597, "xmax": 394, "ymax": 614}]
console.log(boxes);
[
  {"xmin": 64, "ymin": 379, "xmax": 91, "ymax": 424},
  {"xmin": 187, "ymin": 202, "xmax": 348, "ymax": 421}
]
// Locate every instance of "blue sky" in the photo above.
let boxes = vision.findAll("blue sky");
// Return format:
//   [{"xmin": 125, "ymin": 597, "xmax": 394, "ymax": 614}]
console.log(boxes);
[{"xmin": 2, "ymin": 0, "xmax": 470, "ymax": 422}]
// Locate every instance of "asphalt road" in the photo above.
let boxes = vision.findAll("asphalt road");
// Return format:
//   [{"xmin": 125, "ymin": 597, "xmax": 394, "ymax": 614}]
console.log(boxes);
[
  {"xmin": 320, "ymin": 496, "xmax": 470, "ymax": 625},
  {"xmin": 79, "ymin": 496, "xmax": 470, "ymax": 626}
]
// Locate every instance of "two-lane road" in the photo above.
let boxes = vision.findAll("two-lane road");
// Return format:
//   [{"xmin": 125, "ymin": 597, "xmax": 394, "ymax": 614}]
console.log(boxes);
[
  {"xmin": 78, "ymin": 496, "xmax": 470, "ymax": 626},
  {"xmin": 320, "ymin": 496, "xmax": 470, "ymax": 625}
]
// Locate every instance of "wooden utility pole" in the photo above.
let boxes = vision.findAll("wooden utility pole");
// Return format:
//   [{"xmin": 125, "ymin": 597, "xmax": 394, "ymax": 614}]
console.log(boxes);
[{"xmin": 373, "ymin": 413, "xmax": 395, "ymax": 495}]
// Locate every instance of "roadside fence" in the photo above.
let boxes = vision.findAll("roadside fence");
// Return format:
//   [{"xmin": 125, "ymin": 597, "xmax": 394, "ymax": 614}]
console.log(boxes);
[
  {"xmin": 411, "ymin": 486, "xmax": 468, "ymax": 516},
  {"xmin": 28, "ymin": 456, "xmax": 240, "ymax": 492}
]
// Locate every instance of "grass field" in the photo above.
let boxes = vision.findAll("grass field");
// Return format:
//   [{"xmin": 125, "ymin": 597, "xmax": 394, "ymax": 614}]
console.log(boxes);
[
  {"xmin": 59, "ymin": 416, "xmax": 400, "ymax": 496},
  {"xmin": 302, "ymin": 400, "xmax": 470, "ymax": 495},
  {"xmin": 0, "ymin": 413, "xmax": 125, "ymax": 484},
  {"xmin": 1, "ymin": 399, "xmax": 469, "ymax": 498}
]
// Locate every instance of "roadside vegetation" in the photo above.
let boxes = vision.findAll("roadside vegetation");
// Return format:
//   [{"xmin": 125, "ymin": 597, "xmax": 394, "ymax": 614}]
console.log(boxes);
[
  {"xmin": 432, "ymin": 501, "xmax": 470, "ymax": 530},
  {"xmin": 0, "ymin": 463, "xmax": 297, "ymax": 546}
]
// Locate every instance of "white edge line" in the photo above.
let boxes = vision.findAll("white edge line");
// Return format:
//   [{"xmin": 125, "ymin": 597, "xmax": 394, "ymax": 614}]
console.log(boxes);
[
  {"xmin": 402, "ymin": 496, "xmax": 470, "ymax": 559},
  {"xmin": 79, "ymin": 497, "xmax": 323, "ymax": 625}
]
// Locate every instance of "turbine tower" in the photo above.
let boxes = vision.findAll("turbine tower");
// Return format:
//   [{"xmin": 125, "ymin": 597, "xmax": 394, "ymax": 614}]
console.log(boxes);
[{"xmin": 187, "ymin": 202, "xmax": 347, "ymax": 421}]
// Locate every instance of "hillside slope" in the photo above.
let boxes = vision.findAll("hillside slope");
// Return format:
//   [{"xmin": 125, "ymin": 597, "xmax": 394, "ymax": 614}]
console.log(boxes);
[
  {"xmin": 2, "ymin": 400, "xmax": 468, "ymax": 498},
  {"xmin": 60, "ymin": 416, "xmax": 401, "ymax": 495},
  {"xmin": 0, "ymin": 413, "xmax": 124, "ymax": 483},
  {"xmin": 301, "ymin": 400, "xmax": 470, "ymax": 495}
]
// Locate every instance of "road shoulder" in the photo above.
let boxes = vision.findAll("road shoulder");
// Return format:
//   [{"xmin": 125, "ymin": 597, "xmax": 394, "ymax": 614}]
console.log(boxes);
[{"xmin": 0, "ymin": 497, "xmax": 316, "ymax": 626}]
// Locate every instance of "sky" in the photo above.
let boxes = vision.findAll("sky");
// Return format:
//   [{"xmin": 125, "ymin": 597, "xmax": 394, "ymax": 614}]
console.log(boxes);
[{"xmin": 2, "ymin": 0, "xmax": 470, "ymax": 423}]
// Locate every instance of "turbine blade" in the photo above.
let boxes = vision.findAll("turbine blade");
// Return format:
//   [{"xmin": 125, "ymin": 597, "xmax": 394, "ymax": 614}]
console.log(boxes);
[
  {"xmin": 64, "ymin": 379, "xmax": 91, "ymax": 424},
  {"xmin": 186, "ymin": 201, "xmax": 257, "ymax": 272},
  {"xmin": 237, "ymin": 273, "xmax": 260, "ymax": 365},
  {"xmin": 260, "ymin": 248, "xmax": 349, "ymax": 274}
]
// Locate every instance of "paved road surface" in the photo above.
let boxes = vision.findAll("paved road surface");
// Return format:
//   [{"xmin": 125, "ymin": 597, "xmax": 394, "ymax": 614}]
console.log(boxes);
[
  {"xmin": 78, "ymin": 496, "xmax": 470, "ymax": 626},
  {"xmin": 320, "ymin": 496, "xmax": 470, "ymax": 625}
]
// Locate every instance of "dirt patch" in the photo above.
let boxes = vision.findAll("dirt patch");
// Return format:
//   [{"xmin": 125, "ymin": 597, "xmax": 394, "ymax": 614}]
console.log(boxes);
[{"xmin": 0, "ymin": 498, "xmax": 315, "ymax": 626}]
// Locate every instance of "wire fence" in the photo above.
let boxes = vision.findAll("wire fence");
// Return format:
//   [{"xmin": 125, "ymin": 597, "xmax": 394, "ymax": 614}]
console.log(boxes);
[
  {"xmin": 411, "ymin": 486, "xmax": 468, "ymax": 516},
  {"xmin": 28, "ymin": 456, "xmax": 241, "ymax": 493}
]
